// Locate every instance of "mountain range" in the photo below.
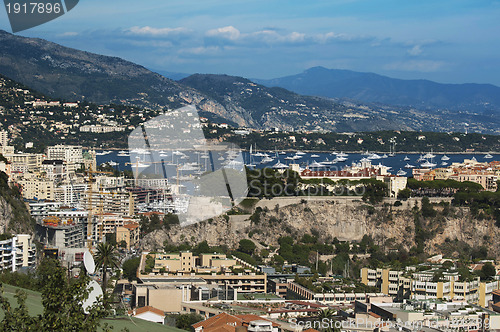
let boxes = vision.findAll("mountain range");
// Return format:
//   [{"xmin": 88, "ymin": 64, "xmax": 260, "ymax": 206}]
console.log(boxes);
[
  {"xmin": 255, "ymin": 66, "xmax": 500, "ymax": 114},
  {"xmin": 1, "ymin": 30, "xmax": 499, "ymax": 134}
]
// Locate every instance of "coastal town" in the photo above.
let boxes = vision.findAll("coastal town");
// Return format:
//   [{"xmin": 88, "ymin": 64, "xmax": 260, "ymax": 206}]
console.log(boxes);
[{"xmin": 1, "ymin": 124, "xmax": 500, "ymax": 331}]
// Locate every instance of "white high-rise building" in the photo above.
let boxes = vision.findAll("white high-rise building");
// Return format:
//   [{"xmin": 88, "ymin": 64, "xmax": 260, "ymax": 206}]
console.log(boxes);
[
  {"xmin": 0, "ymin": 234, "xmax": 36, "ymax": 272},
  {"xmin": 47, "ymin": 145, "xmax": 84, "ymax": 163},
  {"xmin": 0, "ymin": 130, "xmax": 8, "ymax": 146}
]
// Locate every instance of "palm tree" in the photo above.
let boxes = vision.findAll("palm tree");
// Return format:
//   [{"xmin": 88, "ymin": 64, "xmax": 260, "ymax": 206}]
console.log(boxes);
[
  {"xmin": 317, "ymin": 308, "xmax": 339, "ymax": 332},
  {"xmin": 94, "ymin": 242, "xmax": 120, "ymax": 296}
]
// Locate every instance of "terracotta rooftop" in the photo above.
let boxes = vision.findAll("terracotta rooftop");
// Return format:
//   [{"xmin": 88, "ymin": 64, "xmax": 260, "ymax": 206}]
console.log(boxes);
[
  {"xmin": 123, "ymin": 223, "xmax": 140, "ymax": 230},
  {"xmin": 235, "ymin": 314, "xmax": 279, "ymax": 327},
  {"xmin": 193, "ymin": 312, "xmax": 280, "ymax": 331},
  {"xmin": 128, "ymin": 305, "xmax": 165, "ymax": 317},
  {"xmin": 192, "ymin": 312, "xmax": 242, "ymax": 330}
]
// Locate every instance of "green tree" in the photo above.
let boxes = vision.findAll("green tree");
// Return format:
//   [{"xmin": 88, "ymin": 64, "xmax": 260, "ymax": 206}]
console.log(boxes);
[
  {"xmin": 0, "ymin": 258, "xmax": 110, "ymax": 331},
  {"xmin": 122, "ymin": 257, "xmax": 141, "ymax": 281},
  {"xmin": 317, "ymin": 308, "xmax": 340, "ymax": 332},
  {"xmin": 421, "ymin": 196, "xmax": 437, "ymax": 218},
  {"xmin": 480, "ymin": 262, "xmax": 496, "ymax": 280},
  {"xmin": 175, "ymin": 313, "xmax": 204, "ymax": 330},
  {"xmin": 94, "ymin": 242, "xmax": 120, "ymax": 298},
  {"xmin": 238, "ymin": 239, "xmax": 256, "ymax": 255},
  {"xmin": 398, "ymin": 188, "xmax": 411, "ymax": 200}
]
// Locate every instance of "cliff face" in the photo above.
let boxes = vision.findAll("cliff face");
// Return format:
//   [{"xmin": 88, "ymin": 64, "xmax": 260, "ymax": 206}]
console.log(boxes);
[
  {"xmin": 141, "ymin": 197, "xmax": 500, "ymax": 259},
  {"xmin": 0, "ymin": 171, "xmax": 34, "ymax": 235},
  {"xmin": 0, "ymin": 192, "xmax": 34, "ymax": 235}
]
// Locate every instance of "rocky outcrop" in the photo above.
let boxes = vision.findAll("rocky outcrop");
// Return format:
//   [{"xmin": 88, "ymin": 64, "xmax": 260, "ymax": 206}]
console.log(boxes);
[
  {"xmin": 0, "ymin": 195, "xmax": 34, "ymax": 235},
  {"xmin": 140, "ymin": 197, "xmax": 500, "ymax": 259}
]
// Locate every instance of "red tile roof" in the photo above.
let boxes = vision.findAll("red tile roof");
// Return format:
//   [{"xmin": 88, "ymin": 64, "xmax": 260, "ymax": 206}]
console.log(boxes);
[
  {"xmin": 128, "ymin": 306, "xmax": 165, "ymax": 317},
  {"xmin": 123, "ymin": 223, "xmax": 139, "ymax": 230},
  {"xmin": 193, "ymin": 312, "xmax": 280, "ymax": 332},
  {"xmin": 192, "ymin": 312, "xmax": 242, "ymax": 330},
  {"xmin": 235, "ymin": 314, "xmax": 279, "ymax": 327}
]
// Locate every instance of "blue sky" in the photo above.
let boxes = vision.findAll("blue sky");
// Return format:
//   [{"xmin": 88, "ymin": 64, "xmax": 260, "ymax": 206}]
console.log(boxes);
[{"xmin": 2, "ymin": 0, "xmax": 500, "ymax": 85}]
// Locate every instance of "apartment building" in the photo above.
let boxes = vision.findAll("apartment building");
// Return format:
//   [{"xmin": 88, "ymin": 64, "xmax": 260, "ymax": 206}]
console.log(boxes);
[
  {"xmin": 47, "ymin": 145, "xmax": 84, "ymax": 172},
  {"xmin": 36, "ymin": 211, "xmax": 87, "ymax": 249},
  {"xmin": 413, "ymin": 160, "xmax": 500, "ymax": 191},
  {"xmin": 151, "ymin": 251, "xmax": 238, "ymax": 274},
  {"xmin": 41, "ymin": 160, "xmax": 65, "ymax": 180},
  {"xmin": 138, "ymin": 251, "xmax": 267, "ymax": 294},
  {"xmin": 376, "ymin": 175, "xmax": 408, "ymax": 198},
  {"xmin": 47, "ymin": 145, "xmax": 83, "ymax": 163},
  {"xmin": 0, "ymin": 234, "xmax": 36, "ymax": 272},
  {"xmin": 360, "ymin": 267, "xmax": 500, "ymax": 307},
  {"xmin": 116, "ymin": 223, "xmax": 140, "ymax": 250},
  {"xmin": 449, "ymin": 172, "xmax": 498, "ymax": 191},
  {"xmin": 286, "ymin": 281, "xmax": 386, "ymax": 305},
  {"xmin": 18, "ymin": 176, "xmax": 55, "ymax": 200},
  {"xmin": 0, "ymin": 130, "xmax": 8, "ymax": 146},
  {"xmin": 84, "ymin": 190, "xmax": 135, "ymax": 216},
  {"xmin": 4, "ymin": 152, "xmax": 45, "ymax": 173}
]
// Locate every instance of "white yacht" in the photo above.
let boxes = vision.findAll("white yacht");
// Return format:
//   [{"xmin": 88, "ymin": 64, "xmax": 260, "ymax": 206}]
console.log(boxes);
[
  {"xmin": 260, "ymin": 156, "xmax": 274, "ymax": 164},
  {"xmin": 421, "ymin": 160, "xmax": 437, "ymax": 168},
  {"xmin": 309, "ymin": 161, "xmax": 324, "ymax": 168}
]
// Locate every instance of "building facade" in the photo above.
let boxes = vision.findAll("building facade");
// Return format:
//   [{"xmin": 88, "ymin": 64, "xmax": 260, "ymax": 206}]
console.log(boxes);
[{"xmin": 0, "ymin": 234, "xmax": 36, "ymax": 272}]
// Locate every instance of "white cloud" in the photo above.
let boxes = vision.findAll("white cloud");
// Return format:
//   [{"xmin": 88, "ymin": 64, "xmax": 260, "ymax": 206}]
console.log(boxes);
[
  {"xmin": 127, "ymin": 26, "xmax": 189, "ymax": 36},
  {"xmin": 206, "ymin": 26, "xmax": 241, "ymax": 41},
  {"xmin": 58, "ymin": 31, "xmax": 79, "ymax": 37},
  {"xmin": 205, "ymin": 26, "xmax": 365, "ymax": 46},
  {"xmin": 180, "ymin": 46, "xmax": 221, "ymax": 55},
  {"xmin": 407, "ymin": 45, "xmax": 423, "ymax": 56}
]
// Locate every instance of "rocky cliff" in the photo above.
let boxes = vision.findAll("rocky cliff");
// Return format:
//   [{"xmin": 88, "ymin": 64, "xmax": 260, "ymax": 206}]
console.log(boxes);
[
  {"xmin": 141, "ymin": 197, "xmax": 500, "ymax": 259},
  {"xmin": 0, "ymin": 171, "xmax": 34, "ymax": 235}
]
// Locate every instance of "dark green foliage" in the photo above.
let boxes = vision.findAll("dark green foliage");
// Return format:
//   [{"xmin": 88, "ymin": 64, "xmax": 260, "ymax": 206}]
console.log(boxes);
[
  {"xmin": 398, "ymin": 188, "xmax": 411, "ymax": 200},
  {"xmin": 238, "ymin": 239, "xmax": 256, "ymax": 255},
  {"xmin": 105, "ymin": 233, "xmax": 117, "ymax": 246},
  {"xmin": 408, "ymin": 178, "xmax": 483, "ymax": 192},
  {"xmin": 231, "ymin": 251, "xmax": 257, "ymax": 266},
  {"xmin": 361, "ymin": 179, "xmax": 388, "ymax": 204},
  {"xmin": 144, "ymin": 255, "xmax": 155, "ymax": 273},
  {"xmin": 122, "ymin": 257, "xmax": 141, "ymax": 281},
  {"xmin": 0, "ymin": 271, "xmax": 38, "ymax": 291},
  {"xmin": 0, "ymin": 257, "xmax": 110, "ymax": 331},
  {"xmin": 453, "ymin": 190, "xmax": 500, "ymax": 226},
  {"xmin": 192, "ymin": 241, "xmax": 211, "ymax": 255},
  {"xmin": 175, "ymin": 313, "xmax": 204, "ymax": 330},
  {"xmin": 479, "ymin": 262, "xmax": 496, "ymax": 280},
  {"xmin": 421, "ymin": 196, "xmax": 437, "ymax": 218},
  {"xmin": 94, "ymin": 242, "xmax": 120, "ymax": 298}
]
